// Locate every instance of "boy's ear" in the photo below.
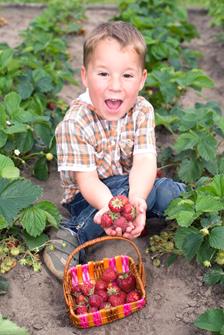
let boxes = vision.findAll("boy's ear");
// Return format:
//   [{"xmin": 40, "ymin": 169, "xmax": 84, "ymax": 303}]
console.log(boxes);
[
  {"xmin": 140, "ymin": 69, "xmax": 147, "ymax": 91},
  {"xmin": 81, "ymin": 65, "xmax": 88, "ymax": 88}
]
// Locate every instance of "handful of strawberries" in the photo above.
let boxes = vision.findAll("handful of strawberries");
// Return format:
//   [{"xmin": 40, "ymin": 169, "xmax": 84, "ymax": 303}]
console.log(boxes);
[
  {"xmin": 100, "ymin": 195, "xmax": 137, "ymax": 233},
  {"xmin": 72, "ymin": 266, "xmax": 141, "ymax": 315}
]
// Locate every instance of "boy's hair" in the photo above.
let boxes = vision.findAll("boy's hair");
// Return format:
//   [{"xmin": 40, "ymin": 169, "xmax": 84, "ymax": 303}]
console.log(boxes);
[{"xmin": 83, "ymin": 21, "xmax": 146, "ymax": 69}]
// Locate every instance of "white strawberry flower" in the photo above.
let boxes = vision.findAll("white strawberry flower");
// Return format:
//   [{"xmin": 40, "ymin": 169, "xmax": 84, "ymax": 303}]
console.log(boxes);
[{"xmin": 14, "ymin": 149, "xmax": 20, "ymax": 156}]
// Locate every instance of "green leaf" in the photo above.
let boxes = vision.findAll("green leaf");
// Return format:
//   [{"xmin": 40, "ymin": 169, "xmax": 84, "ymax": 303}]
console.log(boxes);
[
  {"xmin": 178, "ymin": 158, "xmax": 203, "ymax": 183},
  {"xmin": 0, "ymin": 178, "xmax": 42, "ymax": 224},
  {"xmin": 0, "ymin": 314, "xmax": 29, "ymax": 335},
  {"xmin": 196, "ymin": 240, "xmax": 216, "ymax": 265},
  {"xmin": 165, "ymin": 198, "xmax": 196, "ymax": 227},
  {"xmin": 17, "ymin": 77, "xmax": 34, "ymax": 100},
  {"xmin": 35, "ymin": 201, "xmax": 61, "ymax": 228},
  {"xmin": 33, "ymin": 157, "xmax": 48, "ymax": 181},
  {"xmin": 209, "ymin": 227, "xmax": 224, "ymax": 249},
  {"xmin": 195, "ymin": 193, "xmax": 224, "ymax": 214},
  {"xmin": 194, "ymin": 308, "xmax": 224, "ymax": 332},
  {"xmin": 23, "ymin": 232, "xmax": 49, "ymax": 251},
  {"xmin": 202, "ymin": 175, "xmax": 224, "ymax": 197},
  {"xmin": 203, "ymin": 268, "xmax": 224, "ymax": 286},
  {"xmin": 197, "ymin": 132, "xmax": 217, "ymax": 161},
  {"xmin": 175, "ymin": 226, "xmax": 198, "ymax": 249},
  {"xmin": 0, "ymin": 214, "xmax": 8, "ymax": 230},
  {"xmin": 0, "ymin": 48, "xmax": 13, "ymax": 69},
  {"xmin": 174, "ymin": 131, "xmax": 199, "ymax": 153},
  {"xmin": 4, "ymin": 92, "xmax": 21, "ymax": 116},
  {"xmin": 0, "ymin": 154, "xmax": 14, "ymax": 173},
  {"xmin": 1, "ymin": 166, "xmax": 20, "ymax": 179},
  {"xmin": 19, "ymin": 206, "xmax": 47, "ymax": 237},
  {"xmin": 182, "ymin": 231, "xmax": 203, "ymax": 261}
]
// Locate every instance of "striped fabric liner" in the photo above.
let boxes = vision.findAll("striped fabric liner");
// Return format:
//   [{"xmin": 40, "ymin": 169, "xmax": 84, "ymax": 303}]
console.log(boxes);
[{"xmin": 69, "ymin": 256, "xmax": 131, "ymax": 286}]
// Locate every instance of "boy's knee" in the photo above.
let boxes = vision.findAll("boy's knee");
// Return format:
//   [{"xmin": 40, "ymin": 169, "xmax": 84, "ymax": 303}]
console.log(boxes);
[{"xmin": 156, "ymin": 178, "xmax": 185, "ymax": 212}]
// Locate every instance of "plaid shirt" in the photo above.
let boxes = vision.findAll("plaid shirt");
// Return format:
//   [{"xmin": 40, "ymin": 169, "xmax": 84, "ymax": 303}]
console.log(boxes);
[{"xmin": 56, "ymin": 95, "xmax": 157, "ymax": 203}]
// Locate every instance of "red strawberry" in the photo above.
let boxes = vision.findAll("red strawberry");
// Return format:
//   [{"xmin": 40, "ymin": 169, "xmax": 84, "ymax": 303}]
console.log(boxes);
[
  {"xmin": 75, "ymin": 305, "xmax": 88, "ymax": 315},
  {"xmin": 100, "ymin": 302, "xmax": 112, "ymax": 310},
  {"xmin": 89, "ymin": 294, "xmax": 103, "ymax": 308},
  {"xmin": 117, "ymin": 272, "xmax": 136, "ymax": 293},
  {"xmin": 101, "ymin": 267, "xmax": 117, "ymax": 282},
  {"xmin": 108, "ymin": 291, "xmax": 126, "ymax": 307},
  {"xmin": 95, "ymin": 279, "xmax": 107, "ymax": 291},
  {"xmin": 107, "ymin": 282, "xmax": 121, "ymax": 296},
  {"xmin": 80, "ymin": 282, "xmax": 94, "ymax": 296},
  {"xmin": 122, "ymin": 203, "xmax": 137, "ymax": 221},
  {"xmin": 113, "ymin": 216, "xmax": 129, "ymax": 232},
  {"xmin": 95, "ymin": 289, "xmax": 108, "ymax": 302},
  {"xmin": 71, "ymin": 284, "xmax": 82, "ymax": 297},
  {"xmin": 126, "ymin": 290, "xmax": 141, "ymax": 303},
  {"xmin": 101, "ymin": 212, "xmax": 113, "ymax": 228},
  {"xmin": 76, "ymin": 294, "xmax": 88, "ymax": 305},
  {"xmin": 108, "ymin": 195, "xmax": 128, "ymax": 213},
  {"xmin": 47, "ymin": 102, "xmax": 57, "ymax": 110}
]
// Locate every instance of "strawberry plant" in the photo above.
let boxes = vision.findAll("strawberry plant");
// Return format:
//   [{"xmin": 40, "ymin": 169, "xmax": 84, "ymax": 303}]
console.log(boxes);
[
  {"xmin": 165, "ymin": 174, "xmax": 224, "ymax": 271},
  {"xmin": 158, "ymin": 101, "xmax": 224, "ymax": 183},
  {"xmin": 0, "ymin": 314, "xmax": 29, "ymax": 335},
  {"xmin": 115, "ymin": 0, "xmax": 213, "ymax": 109},
  {"xmin": 0, "ymin": 153, "xmax": 60, "ymax": 272}
]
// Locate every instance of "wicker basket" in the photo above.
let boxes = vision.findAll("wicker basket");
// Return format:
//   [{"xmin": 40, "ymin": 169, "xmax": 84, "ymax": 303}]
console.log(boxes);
[{"xmin": 63, "ymin": 236, "xmax": 147, "ymax": 328}]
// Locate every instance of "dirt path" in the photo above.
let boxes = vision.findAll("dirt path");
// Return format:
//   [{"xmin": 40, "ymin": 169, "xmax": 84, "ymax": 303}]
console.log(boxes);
[{"xmin": 0, "ymin": 4, "xmax": 224, "ymax": 335}]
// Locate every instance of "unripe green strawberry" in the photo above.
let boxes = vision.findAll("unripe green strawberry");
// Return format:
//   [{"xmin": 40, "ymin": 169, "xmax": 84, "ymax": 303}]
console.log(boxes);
[
  {"xmin": 45, "ymin": 152, "xmax": 54, "ymax": 161},
  {"xmin": 203, "ymin": 260, "xmax": 211, "ymax": 268},
  {"xmin": 10, "ymin": 247, "xmax": 20, "ymax": 256},
  {"xmin": 200, "ymin": 228, "xmax": 209, "ymax": 236}
]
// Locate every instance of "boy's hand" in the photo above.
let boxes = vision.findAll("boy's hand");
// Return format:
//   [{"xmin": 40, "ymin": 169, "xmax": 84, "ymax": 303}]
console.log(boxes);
[
  {"xmin": 123, "ymin": 196, "xmax": 147, "ymax": 239},
  {"xmin": 94, "ymin": 207, "xmax": 118, "ymax": 236}
]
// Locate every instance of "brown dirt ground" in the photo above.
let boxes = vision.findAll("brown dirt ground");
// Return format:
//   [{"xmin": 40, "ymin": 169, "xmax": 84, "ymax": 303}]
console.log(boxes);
[{"xmin": 0, "ymin": 4, "xmax": 224, "ymax": 335}]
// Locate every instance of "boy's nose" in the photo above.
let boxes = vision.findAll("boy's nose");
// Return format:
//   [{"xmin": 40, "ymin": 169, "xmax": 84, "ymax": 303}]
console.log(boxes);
[{"xmin": 109, "ymin": 76, "xmax": 121, "ymax": 91}]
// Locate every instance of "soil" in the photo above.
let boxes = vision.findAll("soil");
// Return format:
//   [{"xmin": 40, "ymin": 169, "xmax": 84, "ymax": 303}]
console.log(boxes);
[{"xmin": 0, "ymin": 4, "xmax": 224, "ymax": 335}]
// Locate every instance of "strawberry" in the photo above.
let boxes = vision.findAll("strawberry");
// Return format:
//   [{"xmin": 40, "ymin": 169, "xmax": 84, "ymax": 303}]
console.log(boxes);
[
  {"xmin": 89, "ymin": 294, "xmax": 103, "ymax": 308},
  {"xmin": 107, "ymin": 282, "xmax": 121, "ymax": 296},
  {"xmin": 95, "ymin": 289, "xmax": 108, "ymax": 302},
  {"xmin": 76, "ymin": 294, "xmax": 88, "ymax": 305},
  {"xmin": 108, "ymin": 195, "xmax": 128, "ymax": 213},
  {"xmin": 117, "ymin": 272, "xmax": 136, "ymax": 293},
  {"xmin": 113, "ymin": 216, "xmax": 129, "ymax": 232},
  {"xmin": 122, "ymin": 203, "xmax": 137, "ymax": 221},
  {"xmin": 95, "ymin": 279, "xmax": 107, "ymax": 291},
  {"xmin": 75, "ymin": 305, "xmax": 88, "ymax": 315},
  {"xmin": 101, "ymin": 267, "xmax": 117, "ymax": 283},
  {"xmin": 100, "ymin": 212, "xmax": 113, "ymax": 228},
  {"xmin": 126, "ymin": 290, "xmax": 141, "ymax": 303},
  {"xmin": 71, "ymin": 284, "xmax": 82, "ymax": 297},
  {"xmin": 80, "ymin": 282, "xmax": 95, "ymax": 296},
  {"xmin": 108, "ymin": 291, "xmax": 126, "ymax": 307}
]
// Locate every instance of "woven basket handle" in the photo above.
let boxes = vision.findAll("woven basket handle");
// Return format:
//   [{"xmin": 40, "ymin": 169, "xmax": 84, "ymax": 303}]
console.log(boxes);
[{"xmin": 64, "ymin": 236, "xmax": 146, "ymax": 286}]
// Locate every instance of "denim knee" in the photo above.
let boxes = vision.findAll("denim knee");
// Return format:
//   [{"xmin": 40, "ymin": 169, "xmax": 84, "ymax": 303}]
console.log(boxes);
[{"xmin": 151, "ymin": 178, "xmax": 185, "ymax": 216}]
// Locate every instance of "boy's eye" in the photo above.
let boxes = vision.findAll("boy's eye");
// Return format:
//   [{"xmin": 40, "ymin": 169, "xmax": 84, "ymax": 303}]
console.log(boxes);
[
  {"xmin": 123, "ymin": 73, "xmax": 134, "ymax": 78},
  {"xmin": 98, "ymin": 72, "xmax": 108, "ymax": 77}
]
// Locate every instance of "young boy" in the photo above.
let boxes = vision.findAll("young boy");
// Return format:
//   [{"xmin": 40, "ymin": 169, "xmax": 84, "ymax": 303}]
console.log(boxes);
[{"xmin": 43, "ymin": 21, "xmax": 185, "ymax": 280}]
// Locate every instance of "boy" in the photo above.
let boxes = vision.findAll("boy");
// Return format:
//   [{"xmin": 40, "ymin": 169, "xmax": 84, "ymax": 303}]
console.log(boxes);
[{"xmin": 43, "ymin": 21, "xmax": 185, "ymax": 280}]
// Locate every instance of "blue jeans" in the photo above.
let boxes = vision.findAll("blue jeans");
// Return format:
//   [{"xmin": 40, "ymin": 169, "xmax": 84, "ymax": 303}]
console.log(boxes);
[{"xmin": 63, "ymin": 175, "xmax": 185, "ymax": 246}]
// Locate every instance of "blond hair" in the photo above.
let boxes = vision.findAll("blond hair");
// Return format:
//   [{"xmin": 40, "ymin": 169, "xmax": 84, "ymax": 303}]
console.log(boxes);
[{"xmin": 83, "ymin": 21, "xmax": 146, "ymax": 69}]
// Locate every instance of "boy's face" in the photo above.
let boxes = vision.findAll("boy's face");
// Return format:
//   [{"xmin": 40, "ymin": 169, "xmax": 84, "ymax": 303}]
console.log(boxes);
[{"xmin": 81, "ymin": 38, "xmax": 147, "ymax": 121}]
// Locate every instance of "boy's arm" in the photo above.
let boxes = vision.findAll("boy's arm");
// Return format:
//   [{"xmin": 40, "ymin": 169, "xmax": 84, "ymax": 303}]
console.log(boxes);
[
  {"xmin": 123, "ymin": 152, "xmax": 157, "ymax": 239},
  {"xmin": 75, "ymin": 170, "xmax": 113, "ymax": 210}
]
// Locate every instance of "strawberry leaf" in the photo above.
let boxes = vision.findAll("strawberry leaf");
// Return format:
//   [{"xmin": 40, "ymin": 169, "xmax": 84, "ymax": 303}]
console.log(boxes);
[
  {"xmin": 209, "ymin": 227, "xmax": 224, "ymax": 250},
  {"xmin": 0, "ymin": 178, "xmax": 42, "ymax": 224},
  {"xmin": 0, "ymin": 314, "xmax": 29, "ymax": 335},
  {"xmin": 203, "ymin": 268, "xmax": 224, "ymax": 286},
  {"xmin": 195, "ymin": 193, "xmax": 224, "ymax": 214},
  {"xmin": 194, "ymin": 308, "xmax": 224, "ymax": 332},
  {"xmin": 182, "ymin": 231, "xmax": 203, "ymax": 261},
  {"xmin": 19, "ymin": 206, "xmax": 47, "ymax": 237},
  {"xmin": 178, "ymin": 158, "xmax": 203, "ymax": 183}
]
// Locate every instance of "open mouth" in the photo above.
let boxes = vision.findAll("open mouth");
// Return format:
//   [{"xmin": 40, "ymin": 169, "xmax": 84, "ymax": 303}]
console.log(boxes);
[{"xmin": 105, "ymin": 99, "xmax": 123, "ymax": 111}]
